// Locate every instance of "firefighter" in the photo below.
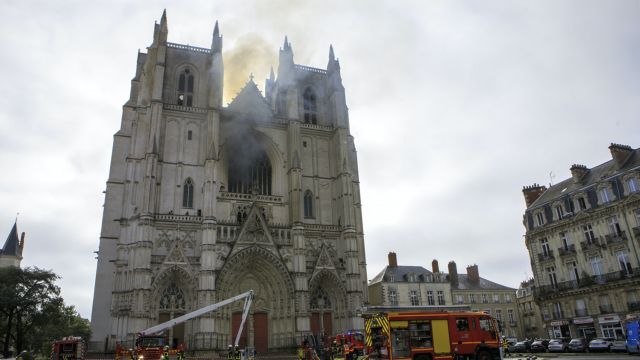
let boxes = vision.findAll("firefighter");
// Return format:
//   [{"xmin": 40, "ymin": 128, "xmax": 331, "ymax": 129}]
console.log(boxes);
[
  {"xmin": 234, "ymin": 345, "xmax": 240, "ymax": 360},
  {"xmin": 227, "ymin": 345, "xmax": 234, "ymax": 360},
  {"xmin": 501, "ymin": 336, "xmax": 510, "ymax": 358},
  {"xmin": 162, "ymin": 346, "xmax": 169, "ymax": 360},
  {"xmin": 177, "ymin": 348, "xmax": 184, "ymax": 360},
  {"xmin": 128, "ymin": 349, "xmax": 135, "ymax": 360}
]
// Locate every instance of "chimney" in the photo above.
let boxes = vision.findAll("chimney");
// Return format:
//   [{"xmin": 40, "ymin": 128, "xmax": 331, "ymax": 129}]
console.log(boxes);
[
  {"xmin": 570, "ymin": 164, "xmax": 589, "ymax": 183},
  {"xmin": 522, "ymin": 183, "xmax": 547, "ymax": 208},
  {"xmin": 609, "ymin": 143, "xmax": 633, "ymax": 168},
  {"xmin": 388, "ymin": 252, "xmax": 398, "ymax": 267},
  {"xmin": 432, "ymin": 259, "xmax": 440, "ymax": 273},
  {"xmin": 467, "ymin": 264, "xmax": 480, "ymax": 284},
  {"xmin": 448, "ymin": 261, "xmax": 458, "ymax": 286}
]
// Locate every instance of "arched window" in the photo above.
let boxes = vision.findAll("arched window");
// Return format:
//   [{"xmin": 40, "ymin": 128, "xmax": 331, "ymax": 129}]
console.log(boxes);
[
  {"xmin": 303, "ymin": 87, "xmax": 317, "ymax": 124},
  {"xmin": 159, "ymin": 283, "xmax": 186, "ymax": 310},
  {"xmin": 228, "ymin": 143, "xmax": 272, "ymax": 195},
  {"xmin": 304, "ymin": 190, "xmax": 314, "ymax": 218},
  {"xmin": 182, "ymin": 178, "xmax": 194, "ymax": 208},
  {"xmin": 177, "ymin": 68, "xmax": 194, "ymax": 107}
]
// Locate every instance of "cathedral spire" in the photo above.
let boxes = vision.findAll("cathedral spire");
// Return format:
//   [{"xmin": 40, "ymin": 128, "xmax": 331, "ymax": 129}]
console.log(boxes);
[
  {"xmin": 158, "ymin": 9, "xmax": 168, "ymax": 45},
  {"xmin": 329, "ymin": 44, "xmax": 335, "ymax": 62},
  {"xmin": 283, "ymin": 35, "xmax": 290, "ymax": 51},
  {"xmin": 211, "ymin": 20, "xmax": 222, "ymax": 52}
]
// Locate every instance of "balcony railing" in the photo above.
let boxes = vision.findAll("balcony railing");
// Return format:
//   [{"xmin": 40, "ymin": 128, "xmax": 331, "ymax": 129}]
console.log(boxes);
[
  {"xmin": 533, "ymin": 268, "xmax": 640, "ymax": 299},
  {"xmin": 575, "ymin": 308, "xmax": 588, "ymax": 317},
  {"xmin": 605, "ymin": 231, "xmax": 628, "ymax": 245},
  {"xmin": 599, "ymin": 304, "xmax": 614, "ymax": 314},
  {"xmin": 558, "ymin": 244, "xmax": 576, "ymax": 257},
  {"xmin": 629, "ymin": 301, "xmax": 640, "ymax": 311},
  {"xmin": 580, "ymin": 238, "xmax": 605, "ymax": 251},
  {"xmin": 538, "ymin": 250, "xmax": 555, "ymax": 261}
]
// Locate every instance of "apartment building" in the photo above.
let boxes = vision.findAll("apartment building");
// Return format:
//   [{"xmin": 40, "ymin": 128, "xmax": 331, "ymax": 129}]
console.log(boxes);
[{"xmin": 522, "ymin": 143, "xmax": 640, "ymax": 340}]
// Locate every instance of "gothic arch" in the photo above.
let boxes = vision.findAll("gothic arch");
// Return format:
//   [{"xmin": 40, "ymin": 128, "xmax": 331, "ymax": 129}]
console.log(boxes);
[
  {"xmin": 216, "ymin": 245, "xmax": 296, "ymax": 349},
  {"xmin": 308, "ymin": 269, "xmax": 349, "ymax": 333},
  {"xmin": 218, "ymin": 128, "xmax": 286, "ymax": 196},
  {"xmin": 150, "ymin": 265, "xmax": 198, "ymax": 313}
]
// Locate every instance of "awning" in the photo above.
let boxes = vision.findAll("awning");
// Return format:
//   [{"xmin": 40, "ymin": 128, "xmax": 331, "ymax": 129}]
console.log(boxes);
[
  {"xmin": 598, "ymin": 314, "xmax": 620, "ymax": 324},
  {"xmin": 573, "ymin": 317, "xmax": 594, "ymax": 325}
]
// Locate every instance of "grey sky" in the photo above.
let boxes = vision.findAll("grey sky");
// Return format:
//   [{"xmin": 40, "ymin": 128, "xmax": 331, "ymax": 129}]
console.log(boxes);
[{"xmin": 1, "ymin": 1, "xmax": 638, "ymax": 318}]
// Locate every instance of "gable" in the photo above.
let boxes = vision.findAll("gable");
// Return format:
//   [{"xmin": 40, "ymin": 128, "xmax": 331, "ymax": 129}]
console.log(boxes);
[{"xmin": 227, "ymin": 80, "xmax": 273, "ymax": 122}]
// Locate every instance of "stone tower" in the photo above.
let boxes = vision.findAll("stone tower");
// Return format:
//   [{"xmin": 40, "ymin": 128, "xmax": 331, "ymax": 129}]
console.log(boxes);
[{"xmin": 90, "ymin": 11, "xmax": 368, "ymax": 353}]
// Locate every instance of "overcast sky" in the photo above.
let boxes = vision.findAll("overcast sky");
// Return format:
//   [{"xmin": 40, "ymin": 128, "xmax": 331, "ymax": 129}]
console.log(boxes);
[{"xmin": 1, "ymin": 1, "xmax": 639, "ymax": 319}]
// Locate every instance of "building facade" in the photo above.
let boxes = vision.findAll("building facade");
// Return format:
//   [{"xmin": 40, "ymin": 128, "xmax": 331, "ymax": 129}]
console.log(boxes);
[
  {"xmin": 522, "ymin": 143, "xmax": 640, "ymax": 340},
  {"xmin": 367, "ymin": 253, "xmax": 521, "ymax": 339},
  {"xmin": 515, "ymin": 279, "xmax": 545, "ymax": 339},
  {"xmin": 368, "ymin": 253, "xmax": 452, "ymax": 308},
  {"xmin": 448, "ymin": 262, "xmax": 520, "ymax": 339},
  {"xmin": 90, "ymin": 12, "xmax": 368, "ymax": 353},
  {"xmin": 0, "ymin": 222, "xmax": 24, "ymax": 268}
]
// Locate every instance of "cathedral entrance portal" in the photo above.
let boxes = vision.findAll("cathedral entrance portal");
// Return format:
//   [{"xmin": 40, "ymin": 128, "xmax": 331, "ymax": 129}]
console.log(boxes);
[{"xmin": 217, "ymin": 246, "xmax": 295, "ymax": 351}]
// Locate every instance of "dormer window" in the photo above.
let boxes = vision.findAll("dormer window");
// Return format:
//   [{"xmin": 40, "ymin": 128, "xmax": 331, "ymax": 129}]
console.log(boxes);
[
  {"xmin": 625, "ymin": 175, "xmax": 639, "ymax": 194},
  {"xmin": 177, "ymin": 68, "xmax": 194, "ymax": 107},
  {"xmin": 535, "ymin": 212, "xmax": 545, "ymax": 227},
  {"xmin": 574, "ymin": 195, "xmax": 587, "ymax": 211},
  {"xmin": 554, "ymin": 204, "xmax": 564, "ymax": 220},
  {"xmin": 599, "ymin": 186, "xmax": 612, "ymax": 204},
  {"xmin": 303, "ymin": 87, "xmax": 317, "ymax": 124}
]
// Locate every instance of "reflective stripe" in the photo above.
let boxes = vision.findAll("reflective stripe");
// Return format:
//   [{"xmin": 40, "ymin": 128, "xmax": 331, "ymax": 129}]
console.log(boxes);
[{"xmin": 364, "ymin": 315, "xmax": 390, "ymax": 347}]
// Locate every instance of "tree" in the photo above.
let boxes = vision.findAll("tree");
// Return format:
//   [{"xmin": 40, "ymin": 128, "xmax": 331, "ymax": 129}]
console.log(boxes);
[
  {"xmin": 0, "ymin": 267, "xmax": 60, "ymax": 357},
  {"xmin": 26, "ymin": 298, "xmax": 91, "ymax": 356}
]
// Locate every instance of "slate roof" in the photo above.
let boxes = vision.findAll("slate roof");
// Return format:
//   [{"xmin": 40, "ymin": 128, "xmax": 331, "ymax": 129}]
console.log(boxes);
[
  {"xmin": 452, "ymin": 274, "xmax": 515, "ymax": 291},
  {"xmin": 369, "ymin": 265, "xmax": 432, "ymax": 285},
  {"xmin": 1, "ymin": 222, "xmax": 20, "ymax": 256},
  {"xmin": 369, "ymin": 265, "xmax": 515, "ymax": 291},
  {"xmin": 529, "ymin": 147, "xmax": 640, "ymax": 209}
]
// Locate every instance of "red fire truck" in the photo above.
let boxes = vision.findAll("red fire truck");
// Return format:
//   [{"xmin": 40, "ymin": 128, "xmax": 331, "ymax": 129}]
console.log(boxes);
[
  {"xmin": 334, "ymin": 331, "xmax": 365, "ymax": 359},
  {"xmin": 116, "ymin": 290, "xmax": 253, "ymax": 360},
  {"xmin": 363, "ymin": 309, "xmax": 500, "ymax": 360},
  {"xmin": 51, "ymin": 337, "xmax": 85, "ymax": 360}
]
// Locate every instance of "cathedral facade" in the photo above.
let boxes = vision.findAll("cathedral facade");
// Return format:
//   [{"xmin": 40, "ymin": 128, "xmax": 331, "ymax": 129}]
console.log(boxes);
[{"xmin": 90, "ymin": 11, "xmax": 368, "ymax": 353}]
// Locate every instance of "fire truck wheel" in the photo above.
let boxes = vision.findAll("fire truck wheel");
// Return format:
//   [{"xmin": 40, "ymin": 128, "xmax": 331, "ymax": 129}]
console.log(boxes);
[{"xmin": 475, "ymin": 350, "xmax": 492, "ymax": 360}]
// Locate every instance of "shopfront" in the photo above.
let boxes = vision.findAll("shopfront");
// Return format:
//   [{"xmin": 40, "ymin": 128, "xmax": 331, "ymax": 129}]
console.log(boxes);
[
  {"xmin": 598, "ymin": 314, "xmax": 624, "ymax": 339},
  {"xmin": 549, "ymin": 320, "xmax": 571, "ymax": 338},
  {"xmin": 572, "ymin": 317, "xmax": 596, "ymax": 341}
]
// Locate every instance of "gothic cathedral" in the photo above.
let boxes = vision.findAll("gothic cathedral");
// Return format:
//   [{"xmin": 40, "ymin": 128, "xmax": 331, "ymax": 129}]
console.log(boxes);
[{"xmin": 90, "ymin": 12, "xmax": 368, "ymax": 353}]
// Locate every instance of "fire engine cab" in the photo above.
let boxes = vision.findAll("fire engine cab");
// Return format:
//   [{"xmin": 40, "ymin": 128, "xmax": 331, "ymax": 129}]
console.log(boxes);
[{"xmin": 363, "ymin": 309, "xmax": 500, "ymax": 360}]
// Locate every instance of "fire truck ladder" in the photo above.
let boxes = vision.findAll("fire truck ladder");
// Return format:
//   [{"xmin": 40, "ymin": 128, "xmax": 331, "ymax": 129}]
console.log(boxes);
[{"xmin": 139, "ymin": 290, "xmax": 254, "ymax": 347}]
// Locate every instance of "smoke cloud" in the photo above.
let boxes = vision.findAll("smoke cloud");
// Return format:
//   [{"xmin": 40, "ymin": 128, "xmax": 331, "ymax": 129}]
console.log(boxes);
[{"xmin": 223, "ymin": 33, "xmax": 277, "ymax": 104}]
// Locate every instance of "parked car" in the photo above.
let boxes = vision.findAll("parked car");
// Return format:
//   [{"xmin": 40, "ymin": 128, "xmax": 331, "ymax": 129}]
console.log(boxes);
[
  {"xmin": 530, "ymin": 339, "xmax": 549, "ymax": 352},
  {"xmin": 611, "ymin": 339, "xmax": 627, "ymax": 352},
  {"xmin": 547, "ymin": 338, "xmax": 570, "ymax": 352},
  {"xmin": 568, "ymin": 338, "xmax": 587, "ymax": 352},
  {"xmin": 588, "ymin": 338, "xmax": 613, "ymax": 352},
  {"xmin": 512, "ymin": 341, "xmax": 530, "ymax": 353}
]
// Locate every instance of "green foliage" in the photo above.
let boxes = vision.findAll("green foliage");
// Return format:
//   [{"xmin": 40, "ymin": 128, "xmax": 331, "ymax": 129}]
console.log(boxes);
[{"xmin": 0, "ymin": 267, "xmax": 90, "ymax": 358}]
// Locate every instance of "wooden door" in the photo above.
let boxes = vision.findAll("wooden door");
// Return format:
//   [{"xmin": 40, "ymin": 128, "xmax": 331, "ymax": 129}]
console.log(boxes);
[
  {"xmin": 232, "ymin": 312, "xmax": 248, "ymax": 348},
  {"xmin": 310, "ymin": 312, "xmax": 320, "ymax": 335},
  {"xmin": 253, "ymin": 312, "xmax": 268, "ymax": 353},
  {"xmin": 322, "ymin": 312, "xmax": 333, "ymax": 335}
]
